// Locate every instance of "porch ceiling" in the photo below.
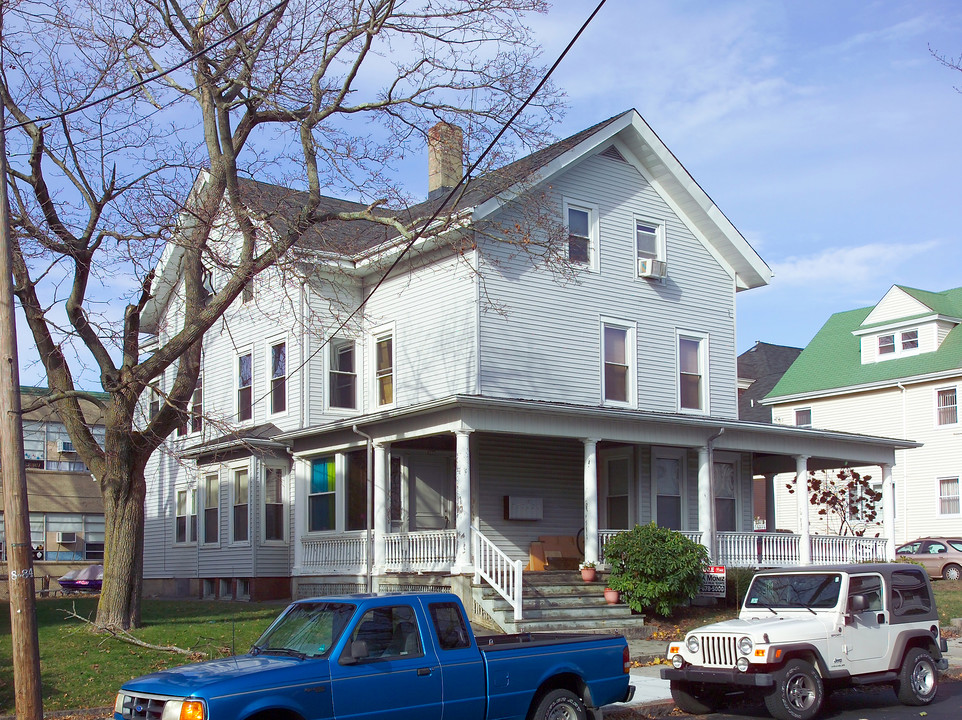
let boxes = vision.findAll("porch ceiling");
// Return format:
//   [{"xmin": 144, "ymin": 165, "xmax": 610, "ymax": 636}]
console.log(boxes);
[{"xmin": 278, "ymin": 395, "xmax": 917, "ymax": 471}]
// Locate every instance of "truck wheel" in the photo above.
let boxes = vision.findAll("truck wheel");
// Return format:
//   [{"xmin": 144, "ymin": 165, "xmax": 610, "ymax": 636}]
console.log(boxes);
[
  {"xmin": 942, "ymin": 564, "xmax": 962, "ymax": 581},
  {"xmin": 764, "ymin": 659, "xmax": 824, "ymax": 720},
  {"xmin": 531, "ymin": 689, "xmax": 586, "ymax": 720},
  {"xmin": 895, "ymin": 647, "xmax": 938, "ymax": 705},
  {"xmin": 670, "ymin": 680, "xmax": 723, "ymax": 714}
]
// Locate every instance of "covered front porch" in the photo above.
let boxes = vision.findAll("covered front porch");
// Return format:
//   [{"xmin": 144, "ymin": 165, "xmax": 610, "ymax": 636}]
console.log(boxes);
[{"xmin": 281, "ymin": 396, "xmax": 913, "ymax": 619}]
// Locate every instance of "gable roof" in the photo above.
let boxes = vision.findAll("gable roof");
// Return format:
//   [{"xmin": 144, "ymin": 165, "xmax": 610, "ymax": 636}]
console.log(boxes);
[
  {"xmin": 737, "ymin": 342, "xmax": 803, "ymax": 422},
  {"xmin": 766, "ymin": 285, "xmax": 962, "ymax": 401}
]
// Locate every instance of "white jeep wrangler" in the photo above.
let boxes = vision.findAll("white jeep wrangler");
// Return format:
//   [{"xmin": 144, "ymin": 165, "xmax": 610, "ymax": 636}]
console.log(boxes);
[{"xmin": 661, "ymin": 563, "xmax": 949, "ymax": 720}]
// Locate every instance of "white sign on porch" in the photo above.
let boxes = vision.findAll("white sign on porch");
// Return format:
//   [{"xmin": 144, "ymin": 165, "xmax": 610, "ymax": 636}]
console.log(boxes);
[{"xmin": 699, "ymin": 565, "xmax": 727, "ymax": 598}]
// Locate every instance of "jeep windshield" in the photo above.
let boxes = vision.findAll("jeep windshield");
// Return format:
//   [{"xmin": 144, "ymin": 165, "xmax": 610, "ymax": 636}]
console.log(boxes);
[
  {"xmin": 251, "ymin": 601, "xmax": 355, "ymax": 659},
  {"xmin": 745, "ymin": 573, "xmax": 842, "ymax": 610}
]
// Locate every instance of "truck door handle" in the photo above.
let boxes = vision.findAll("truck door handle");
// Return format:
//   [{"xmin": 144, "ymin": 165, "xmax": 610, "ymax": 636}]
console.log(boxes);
[
  {"xmin": 417, "ymin": 667, "xmax": 432, "ymax": 676},
  {"xmin": 877, "ymin": 612, "xmax": 886, "ymax": 624}
]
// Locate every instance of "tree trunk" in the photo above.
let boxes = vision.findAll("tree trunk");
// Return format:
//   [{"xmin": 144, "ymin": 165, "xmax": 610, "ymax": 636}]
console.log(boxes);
[{"xmin": 96, "ymin": 464, "xmax": 147, "ymax": 631}]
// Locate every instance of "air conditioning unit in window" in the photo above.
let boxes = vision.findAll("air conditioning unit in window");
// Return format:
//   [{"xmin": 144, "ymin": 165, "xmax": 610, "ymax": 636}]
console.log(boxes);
[
  {"xmin": 58, "ymin": 439, "xmax": 76, "ymax": 453},
  {"xmin": 56, "ymin": 531, "xmax": 77, "ymax": 544},
  {"xmin": 637, "ymin": 258, "xmax": 667, "ymax": 278}
]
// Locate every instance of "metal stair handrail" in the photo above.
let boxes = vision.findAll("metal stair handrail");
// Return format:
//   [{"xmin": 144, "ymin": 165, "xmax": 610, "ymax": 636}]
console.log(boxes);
[{"xmin": 473, "ymin": 526, "xmax": 523, "ymax": 621}]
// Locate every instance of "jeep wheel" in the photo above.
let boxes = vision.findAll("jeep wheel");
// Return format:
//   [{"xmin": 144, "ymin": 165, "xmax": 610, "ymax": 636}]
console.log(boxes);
[
  {"xmin": 895, "ymin": 647, "xmax": 938, "ymax": 706},
  {"xmin": 764, "ymin": 659, "xmax": 824, "ymax": 720},
  {"xmin": 670, "ymin": 680, "xmax": 723, "ymax": 714},
  {"xmin": 942, "ymin": 563, "xmax": 962, "ymax": 581}
]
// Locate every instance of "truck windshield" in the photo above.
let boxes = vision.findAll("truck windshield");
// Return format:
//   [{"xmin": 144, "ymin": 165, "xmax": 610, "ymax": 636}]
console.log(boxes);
[
  {"xmin": 252, "ymin": 602, "xmax": 355, "ymax": 658},
  {"xmin": 745, "ymin": 573, "xmax": 841, "ymax": 610}
]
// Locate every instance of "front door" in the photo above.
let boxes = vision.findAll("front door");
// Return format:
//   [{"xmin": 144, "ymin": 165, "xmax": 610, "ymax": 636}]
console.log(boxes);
[{"xmin": 411, "ymin": 455, "xmax": 454, "ymax": 531}]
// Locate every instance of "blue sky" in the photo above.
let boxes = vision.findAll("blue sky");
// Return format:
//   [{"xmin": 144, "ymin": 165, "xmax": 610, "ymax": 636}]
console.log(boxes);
[
  {"xmin": 535, "ymin": 0, "xmax": 962, "ymax": 352},
  {"xmin": 14, "ymin": 0, "xmax": 962, "ymax": 386}
]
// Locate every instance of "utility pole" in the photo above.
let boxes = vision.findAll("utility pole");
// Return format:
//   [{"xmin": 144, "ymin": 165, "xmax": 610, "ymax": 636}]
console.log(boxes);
[{"xmin": 0, "ymin": 5, "xmax": 45, "ymax": 717}]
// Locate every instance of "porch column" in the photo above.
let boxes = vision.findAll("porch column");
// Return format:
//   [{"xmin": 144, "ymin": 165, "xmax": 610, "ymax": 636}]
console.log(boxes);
[
  {"xmin": 373, "ymin": 442, "xmax": 389, "ymax": 572},
  {"xmin": 454, "ymin": 430, "xmax": 472, "ymax": 571},
  {"xmin": 881, "ymin": 463, "xmax": 895, "ymax": 560},
  {"xmin": 697, "ymin": 447, "xmax": 713, "ymax": 560},
  {"xmin": 583, "ymin": 439, "xmax": 600, "ymax": 565},
  {"xmin": 765, "ymin": 474, "xmax": 776, "ymax": 533},
  {"xmin": 796, "ymin": 455, "xmax": 811, "ymax": 565}
]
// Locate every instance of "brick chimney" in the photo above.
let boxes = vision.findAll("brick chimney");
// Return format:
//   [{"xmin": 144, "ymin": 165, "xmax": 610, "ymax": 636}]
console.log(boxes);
[{"xmin": 427, "ymin": 121, "xmax": 464, "ymax": 200}]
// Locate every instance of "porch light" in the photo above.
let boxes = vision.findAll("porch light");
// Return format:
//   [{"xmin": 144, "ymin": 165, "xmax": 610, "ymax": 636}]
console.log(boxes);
[
  {"xmin": 738, "ymin": 637, "xmax": 753, "ymax": 655},
  {"xmin": 686, "ymin": 636, "xmax": 700, "ymax": 653}
]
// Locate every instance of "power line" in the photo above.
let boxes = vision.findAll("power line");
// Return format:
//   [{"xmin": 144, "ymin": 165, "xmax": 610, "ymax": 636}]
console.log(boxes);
[{"xmin": 244, "ymin": 0, "xmax": 609, "ymax": 415}]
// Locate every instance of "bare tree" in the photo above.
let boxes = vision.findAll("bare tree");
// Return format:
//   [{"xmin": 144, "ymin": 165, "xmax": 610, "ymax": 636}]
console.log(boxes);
[
  {"xmin": 786, "ymin": 469, "xmax": 882, "ymax": 537},
  {"xmin": 1, "ymin": 0, "xmax": 564, "ymax": 630}
]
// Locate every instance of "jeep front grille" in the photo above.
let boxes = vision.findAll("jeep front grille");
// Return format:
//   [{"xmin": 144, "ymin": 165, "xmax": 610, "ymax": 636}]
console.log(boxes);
[{"xmin": 698, "ymin": 635, "xmax": 738, "ymax": 667}]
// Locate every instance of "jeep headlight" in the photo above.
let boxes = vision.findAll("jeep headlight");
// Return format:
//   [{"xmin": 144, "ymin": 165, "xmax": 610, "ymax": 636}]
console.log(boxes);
[
  {"xmin": 686, "ymin": 635, "xmax": 700, "ymax": 653},
  {"xmin": 738, "ymin": 636, "xmax": 753, "ymax": 656}
]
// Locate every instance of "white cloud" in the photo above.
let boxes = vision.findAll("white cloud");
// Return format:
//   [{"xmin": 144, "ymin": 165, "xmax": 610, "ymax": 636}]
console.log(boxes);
[{"xmin": 770, "ymin": 240, "xmax": 940, "ymax": 289}]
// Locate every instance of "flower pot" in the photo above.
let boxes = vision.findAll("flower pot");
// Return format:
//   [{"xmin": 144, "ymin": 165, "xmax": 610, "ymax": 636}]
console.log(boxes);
[
  {"xmin": 581, "ymin": 567, "xmax": 597, "ymax": 582},
  {"xmin": 604, "ymin": 588, "xmax": 620, "ymax": 604}
]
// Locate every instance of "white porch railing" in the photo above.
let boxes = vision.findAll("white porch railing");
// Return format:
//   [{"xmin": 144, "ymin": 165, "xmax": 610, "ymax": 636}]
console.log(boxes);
[
  {"xmin": 600, "ymin": 529, "xmax": 703, "ymax": 562},
  {"xmin": 600, "ymin": 529, "xmax": 889, "ymax": 568},
  {"xmin": 302, "ymin": 531, "xmax": 369, "ymax": 572},
  {"xmin": 473, "ymin": 527, "xmax": 523, "ymax": 621},
  {"xmin": 384, "ymin": 530, "xmax": 457, "ymax": 571}
]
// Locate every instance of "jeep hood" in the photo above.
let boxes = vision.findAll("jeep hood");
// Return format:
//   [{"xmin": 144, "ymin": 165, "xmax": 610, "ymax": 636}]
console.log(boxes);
[
  {"xmin": 692, "ymin": 615, "xmax": 830, "ymax": 641},
  {"xmin": 120, "ymin": 654, "xmax": 330, "ymax": 696}
]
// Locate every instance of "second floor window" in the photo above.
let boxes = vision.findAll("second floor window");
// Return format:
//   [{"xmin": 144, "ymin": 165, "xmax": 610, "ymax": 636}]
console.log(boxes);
[
  {"xmin": 233, "ymin": 468, "xmax": 249, "ymax": 543},
  {"xmin": 175, "ymin": 489, "xmax": 196, "ymax": 544},
  {"xmin": 937, "ymin": 387, "xmax": 958, "ymax": 426},
  {"xmin": 939, "ymin": 477, "xmax": 960, "ymax": 516},
  {"xmin": 271, "ymin": 342, "xmax": 287, "ymax": 414},
  {"xmin": 375, "ymin": 334, "xmax": 394, "ymax": 406},
  {"xmin": 330, "ymin": 339, "xmax": 356, "ymax": 409},
  {"xmin": 678, "ymin": 334, "xmax": 706, "ymax": 412},
  {"xmin": 203, "ymin": 474, "xmax": 219, "ymax": 544},
  {"xmin": 238, "ymin": 353, "xmax": 252, "ymax": 421},
  {"xmin": 795, "ymin": 408, "xmax": 812, "ymax": 428},
  {"xmin": 603, "ymin": 325, "xmax": 630, "ymax": 404},
  {"xmin": 190, "ymin": 378, "xmax": 203, "ymax": 433},
  {"xmin": 567, "ymin": 206, "xmax": 591, "ymax": 264}
]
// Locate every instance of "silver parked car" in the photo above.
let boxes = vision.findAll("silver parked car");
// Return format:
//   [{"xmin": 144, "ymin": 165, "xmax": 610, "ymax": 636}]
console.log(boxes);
[{"xmin": 896, "ymin": 538, "xmax": 962, "ymax": 580}]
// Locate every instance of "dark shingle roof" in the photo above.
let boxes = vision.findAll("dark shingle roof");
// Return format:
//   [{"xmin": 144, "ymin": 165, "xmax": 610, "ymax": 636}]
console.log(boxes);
[
  {"xmin": 737, "ymin": 342, "xmax": 803, "ymax": 422},
  {"xmin": 767, "ymin": 286, "xmax": 962, "ymax": 399}
]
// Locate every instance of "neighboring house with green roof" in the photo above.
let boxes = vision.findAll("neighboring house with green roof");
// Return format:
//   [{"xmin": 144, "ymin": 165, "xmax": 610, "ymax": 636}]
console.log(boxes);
[{"xmin": 765, "ymin": 285, "xmax": 962, "ymax": 548}]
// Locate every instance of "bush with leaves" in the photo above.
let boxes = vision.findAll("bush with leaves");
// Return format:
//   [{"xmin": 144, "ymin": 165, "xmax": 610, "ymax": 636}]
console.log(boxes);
[{"xmin": 603, "ymin": 523, "xmax": 710, "ymax": 616}]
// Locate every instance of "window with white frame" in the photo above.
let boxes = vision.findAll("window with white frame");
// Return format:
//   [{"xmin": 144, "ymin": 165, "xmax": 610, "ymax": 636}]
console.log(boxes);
[
  {"xmin": 203, "ymin": 473, "xmax": 219, "ymax": 544},
  {"xmin": 795, "ymin": 408, "xmax": 812, "ymax": 428},
  {"xmin": 635, "ymin": 217, "xmax": 665, "ymax": 277},
  {"xmin": 330, "ymin": 338, "xmax": 357, "ymax": 409},
  {"xmin": 190, "ymin": 377, "xmax": 203, "ymax": 433},
  {"xmin": 937, "ymin": 387, "xmax": 958, "ymax": 426},
  {"xmin": 237, "ymin": 352, "xmax": 253, "ymax": 421},
  {"xmin": 678, "ymin": 333, "xmax": 707, "ymax": 412},
  {"xmin": 232, "ymin": 468, "xmax": 249, "ymax": 543},
  {"xmin": 939, "ymin": 477, "xmax": 960, "ymax": 516},
  {"xmin": 309, "ymin": 457, "xmax": 336, "ymax": 532},
  {"xmin": 653, "ymin": 451, "xmax": 684, "ymax": 530},
  {"xmin": 175, "ymin": 488, "xmax": 197, "ymax": 544},
  {"xmin": 714, "ymin": 461, "xmax": 737, "ymax": 532},
  {"xmin": 877, "ymin": 329, "xmax": 919, "ymax": 359},
  {"xmin": 264, "ymin": 467, "xmax": 285, "ymax": 542},
  {"xmin": 83, "ymin": 516, "xmax": 105, "ymax": 561},
  {"xmin": 602, "ymin": 323, "xmax": 633, "ymax": 405},
  {"xmin": 270, "ymin": 341, "xmax": 287, "ymax": 414},
  {"xmin": 563, "ymin": 199, "xmax": 598, "ymax": 270},
  {"xmin": 374, "ymin": 331, "xmax": 394, "ymax": 407}
]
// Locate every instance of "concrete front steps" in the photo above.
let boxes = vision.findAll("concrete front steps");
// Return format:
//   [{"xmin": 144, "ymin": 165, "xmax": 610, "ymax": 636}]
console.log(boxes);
[{"xmin": 473, "ymin": 570, "xmax": 653, "ymax": 637}]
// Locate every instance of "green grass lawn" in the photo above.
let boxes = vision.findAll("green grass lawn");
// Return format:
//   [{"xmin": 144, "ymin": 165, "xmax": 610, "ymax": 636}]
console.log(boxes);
[
  {"xmin": 2, "ymin": 580, "xmax": 961, "ymax": 715},
  {"xmin": 0, "ymin": 597, "xmax": 281, "ymax": 714}
]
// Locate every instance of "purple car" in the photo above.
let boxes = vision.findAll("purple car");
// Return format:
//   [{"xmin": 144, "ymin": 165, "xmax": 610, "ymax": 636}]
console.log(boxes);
[{"xmin": 58, "ymin": 564, "xmax": 103, "ymax": 592}]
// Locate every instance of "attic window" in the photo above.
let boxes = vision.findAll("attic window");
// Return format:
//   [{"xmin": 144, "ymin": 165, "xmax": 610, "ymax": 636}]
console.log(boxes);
[
  {"xmin": 877, "ymin": 328, "xmax": 919, "ymax": 360},
  {"xmin": 600, "ymin": 145, "xmax": 628, "ymax": 163}
]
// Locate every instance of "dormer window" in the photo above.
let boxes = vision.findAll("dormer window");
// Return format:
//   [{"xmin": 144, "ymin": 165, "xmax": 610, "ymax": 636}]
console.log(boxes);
[
  {"xmin": 878, "ymin": 334, "xmax": 895, "ymax": 356},
  {"xmin": 901, "ymin": 330, "xmax": 918, "ymax": 351},
  {"xmin": 875, "ymin": 328, "xmax": 919, "ymax": 360}
]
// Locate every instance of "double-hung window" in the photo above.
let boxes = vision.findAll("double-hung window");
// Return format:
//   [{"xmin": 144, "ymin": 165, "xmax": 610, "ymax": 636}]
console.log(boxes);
[
  {"xmin": 939, "ymin": 477, "xmax": 960, "ymax": 516},
  {"xmin": 877, "ymin": 329, "xmax": 919, "ymax": 359},
  {"xmin": 678, "ymin": 332, "xmax": 708, "ymax": 412},
  {"xmin": 232, "ymin": 469, "xmax": 249, "ymax": 543},
  {"xmin": 271, "ymin": 341, "xmax": 287, "ymax": 414},
  {"xmin": 330, "ymin": 338, "xmax": 357, "ymax": 409},
  {"xmin": 937, "ymin": 387, "xmax": 958, "ymax": 426},
  {"xmin": 190, "ymin": 377, "xmax": 203, "ymax": 433},
  {"xmin": 635, "ymin": 217, "xmax": 665, "ymax": 277},
  {"xmin": 237, "ymin": 352, "xmax": 253, "ymax": 421},
  {"xmin": 795, "ymin": 408, "xmax": 812, "ymax": 428},
  {"xmin": 375, "ymin": 332, "xmax": 394, "ymax": 407},
  {"xmin": 264, "ymin": 467, "xmax": 285, "ymax": 541},
  {"xmin": 563, "ymin": 199, "xmax": 598, "ymax": 271},
  {"xmin": 175, "ymin": 489, "xmax": 196, "ymax": 544},
  {"xmin": 203, "ymin": 474, "xmax": 219, "ymax": 544},
  {"xmin": 309, "ymin": 457, "xmax": 336, "ymax": 532},
  {"xmin": 602, "ymin": 321, "xmax": 634, "ymax": 405}
]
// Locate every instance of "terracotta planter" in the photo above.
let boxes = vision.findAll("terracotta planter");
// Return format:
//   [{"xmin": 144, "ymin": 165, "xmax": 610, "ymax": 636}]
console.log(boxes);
[
  {"xmin": 581, "ymin": 567, "xmax": 597, "ymax": 582},
  {"xmin": 604, "ymin": 588, "xmax": 620, "ymax": 604}
]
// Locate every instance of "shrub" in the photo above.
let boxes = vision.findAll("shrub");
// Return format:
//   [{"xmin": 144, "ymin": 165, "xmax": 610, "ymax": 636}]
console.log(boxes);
[{"xmin": 602, "ymin": 523, "xmax": 710, "ymax": 616}]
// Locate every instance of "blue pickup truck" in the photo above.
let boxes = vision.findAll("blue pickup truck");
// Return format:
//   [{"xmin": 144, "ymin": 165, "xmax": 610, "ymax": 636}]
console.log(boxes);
[{"xmin": 113, "ymin": 592, "xmax": 634, "ymax": 720}]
